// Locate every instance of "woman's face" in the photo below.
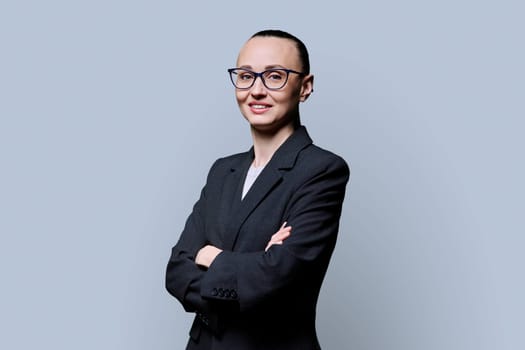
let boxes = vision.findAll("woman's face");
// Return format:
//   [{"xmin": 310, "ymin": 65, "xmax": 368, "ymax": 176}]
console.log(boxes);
[{"xmin": 235, "ymin": 36, "xmax": 313, "ymax": 133}]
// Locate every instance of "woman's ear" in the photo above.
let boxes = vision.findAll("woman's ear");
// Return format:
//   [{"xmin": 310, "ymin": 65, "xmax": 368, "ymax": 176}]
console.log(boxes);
[{"xmin": 299, "ymin": 74, "xmax": 314, "ymax": 102}]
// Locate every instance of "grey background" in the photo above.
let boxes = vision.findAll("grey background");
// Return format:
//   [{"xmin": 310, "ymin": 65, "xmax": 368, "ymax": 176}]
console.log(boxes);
[{"xmin": 1, "ymin": 1, "xmax": 523, "ymax": 349}]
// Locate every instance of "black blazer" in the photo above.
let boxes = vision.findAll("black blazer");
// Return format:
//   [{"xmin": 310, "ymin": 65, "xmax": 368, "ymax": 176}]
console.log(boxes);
[{"xmin": 166, "ymin": 126, "xmax": 350, "ymax": 350}]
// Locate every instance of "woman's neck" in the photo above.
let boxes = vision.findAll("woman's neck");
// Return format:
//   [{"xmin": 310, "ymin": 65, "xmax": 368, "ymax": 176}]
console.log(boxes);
[{"xmin": 250, "ymin": 123, "xmax": 296, "ymax": 167}]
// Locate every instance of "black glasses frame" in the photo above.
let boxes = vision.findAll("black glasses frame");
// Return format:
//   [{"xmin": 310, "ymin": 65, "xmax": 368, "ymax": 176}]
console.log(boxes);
[{"xmin": 227, "ymin": 68, "xmax": 305, "ymax": 90}]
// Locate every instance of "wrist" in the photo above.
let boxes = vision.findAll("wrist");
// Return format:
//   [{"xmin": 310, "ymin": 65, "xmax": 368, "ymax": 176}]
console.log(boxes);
[{"xmin": 196, "ymin": 245, "xmax": 222, "ymax": 268}]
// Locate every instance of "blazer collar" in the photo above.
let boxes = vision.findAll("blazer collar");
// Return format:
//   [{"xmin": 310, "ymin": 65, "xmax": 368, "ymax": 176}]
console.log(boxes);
[
  {"xmin": 223, "ymin": 126, "xmax": 313, "ymax": 250},
  {"xmin": 230, "ymin": 126, "xmax": 313, "ymax": 172}
]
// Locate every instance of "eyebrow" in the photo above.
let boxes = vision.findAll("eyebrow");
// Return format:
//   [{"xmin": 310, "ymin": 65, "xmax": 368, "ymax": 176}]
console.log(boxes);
[{"xmin": 238, "ymin": 64, "xmax": 287, "ymax": 70}]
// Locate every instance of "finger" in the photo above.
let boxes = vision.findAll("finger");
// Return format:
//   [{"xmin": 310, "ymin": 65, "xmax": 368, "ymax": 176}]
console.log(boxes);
[
  {"xmin": 272, "ymin": 229, "xmax": 291, "ymax": 241},
  {"xmin": 268, "ymin": 233, "xmax": 288, "ymax": 250},
  {"xmin": 276, "ymin": 226, "xmax": 292, "ymax": 235},
  {"xmin": 278, "ymin": 230, "xmax": 291, "ymax": 238},
  {"xmin": 265, "ymin": 240, "xmax": 283, "ymax": 252}
]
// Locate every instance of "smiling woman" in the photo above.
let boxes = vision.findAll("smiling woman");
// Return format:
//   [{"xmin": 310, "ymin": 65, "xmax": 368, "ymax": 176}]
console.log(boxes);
[
  {"xmin": 165, "ymin": 29, "xmax": 350, "ymax": 350},
  {"xmin": 232, "ymin": 34, "xmax": 313, "ymax": 138}
]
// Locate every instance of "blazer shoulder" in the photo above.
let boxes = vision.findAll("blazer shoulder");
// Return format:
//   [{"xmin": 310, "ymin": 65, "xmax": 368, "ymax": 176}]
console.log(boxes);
[
  {"xmin": 207, "ymin": 150, "xmax": 251, "ymax": 175},
  {"xmin": 300, "ymin": 144, "xmax": 350, "ymax": 176}
]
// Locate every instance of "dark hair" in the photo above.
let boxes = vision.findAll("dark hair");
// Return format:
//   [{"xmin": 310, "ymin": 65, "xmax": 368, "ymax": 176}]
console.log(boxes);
[{"xmin": 251, "ymin": 30, "xmax": 310, "ymax": 75}]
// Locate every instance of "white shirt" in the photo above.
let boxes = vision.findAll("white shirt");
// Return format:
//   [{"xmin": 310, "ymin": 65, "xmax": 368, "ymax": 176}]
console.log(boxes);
[{"xmin": 241, "ymin": 163, "xmax": 265, "ymax": 199}]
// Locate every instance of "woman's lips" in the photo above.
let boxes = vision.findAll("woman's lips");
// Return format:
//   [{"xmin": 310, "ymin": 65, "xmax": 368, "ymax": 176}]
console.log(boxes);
[{"xmin": 249, "ymin": 103, "xmax": 272, "ymax": 114}]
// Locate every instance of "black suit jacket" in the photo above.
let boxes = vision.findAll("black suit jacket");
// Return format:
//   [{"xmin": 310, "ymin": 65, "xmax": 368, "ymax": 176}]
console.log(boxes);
[{"xmin": 166, "ymin": 126, "xmax": 350, "ymax": 350}]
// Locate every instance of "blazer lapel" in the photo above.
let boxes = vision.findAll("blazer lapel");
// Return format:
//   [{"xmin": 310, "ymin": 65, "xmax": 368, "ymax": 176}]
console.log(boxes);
[
  {"xmin": 222, "ymin": 126, "xmax": 313, "ymax": 251},
  {"xmin": 224, "ymin": 150, "xmax": 253, "ymax": 224}
]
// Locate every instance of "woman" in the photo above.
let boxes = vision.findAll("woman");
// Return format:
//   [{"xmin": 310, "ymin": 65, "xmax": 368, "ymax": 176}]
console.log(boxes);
[{"xmin": 166, "ymin": 29, "xmax": 350, "ymax": 350}]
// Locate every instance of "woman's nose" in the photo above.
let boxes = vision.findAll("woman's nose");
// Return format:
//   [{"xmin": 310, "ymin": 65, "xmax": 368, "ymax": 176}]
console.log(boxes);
[{"xmin": 250, "ymin": 76, "xmax": 267, "ymax": 96}]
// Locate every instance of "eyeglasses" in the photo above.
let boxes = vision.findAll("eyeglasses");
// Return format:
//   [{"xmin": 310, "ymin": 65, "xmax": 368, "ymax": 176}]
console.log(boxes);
[{"xmin": 227, "ymin": 68, "xmax": 305, "ymax": 90}]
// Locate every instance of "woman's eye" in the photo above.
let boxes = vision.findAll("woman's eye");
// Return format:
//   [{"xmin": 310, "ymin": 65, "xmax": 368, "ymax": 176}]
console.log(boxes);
[
  {"xmin": 239, "ymin": 73, "xmax": 254, "ymax": 81},
  {"xmin": 267, "ymin": 72, "xmax": 284, "ymax": 81}
]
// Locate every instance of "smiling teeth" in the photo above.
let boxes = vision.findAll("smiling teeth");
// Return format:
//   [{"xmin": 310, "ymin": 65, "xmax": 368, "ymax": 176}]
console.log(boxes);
[{"xmin": 252, "ymin": 105, "xmax": 268, "ymax": 109}]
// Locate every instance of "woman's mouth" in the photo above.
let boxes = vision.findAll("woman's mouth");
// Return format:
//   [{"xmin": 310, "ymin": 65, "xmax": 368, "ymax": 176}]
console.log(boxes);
[{"xmin": 249, "ymin": 103, "xmax": 272, "ymax": 114}]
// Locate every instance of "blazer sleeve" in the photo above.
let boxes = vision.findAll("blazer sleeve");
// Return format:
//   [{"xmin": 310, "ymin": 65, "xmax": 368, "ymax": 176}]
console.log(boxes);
[
  {"xmin": 165, "ymin": 161, "xmax": 219, "ymax": 317},
  {"xmin": 199, "ymin": 155, "xmax": 350, "ymax": 313}
]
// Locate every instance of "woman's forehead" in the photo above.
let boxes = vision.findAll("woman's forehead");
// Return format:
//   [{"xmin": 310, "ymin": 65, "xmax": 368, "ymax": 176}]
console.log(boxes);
[{"xmin": 236, "ymin": 37, "xmax": 301, "ymax": 70}]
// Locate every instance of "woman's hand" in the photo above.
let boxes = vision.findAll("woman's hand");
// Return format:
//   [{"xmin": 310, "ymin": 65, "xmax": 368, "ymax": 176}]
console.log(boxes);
[
  {"xmin": 195, "ymin": 245, "xmax": 223, "ymax": 268},
  {"xmin": 265, "ymin": 222, "xmax": 292, "ymax": 252},
  {"xmin": 195, "ymin": 222, "xmax": 291, "ymax": 268}
]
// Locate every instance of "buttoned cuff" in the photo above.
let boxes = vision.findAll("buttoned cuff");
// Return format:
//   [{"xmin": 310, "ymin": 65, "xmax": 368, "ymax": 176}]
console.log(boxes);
[{"xmin": 200, "ymin": 251, "xmax": 239, "ymax": 302}]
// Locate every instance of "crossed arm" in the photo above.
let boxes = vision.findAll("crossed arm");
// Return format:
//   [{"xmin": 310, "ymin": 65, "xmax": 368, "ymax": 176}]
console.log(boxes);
[
  {"xmin": 195, "ymin": 222, "xmax": 292, "ymax": 268},
  {"xmin": 166, "ymin": 155, "xmax": 349, "ymax": 328}
]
